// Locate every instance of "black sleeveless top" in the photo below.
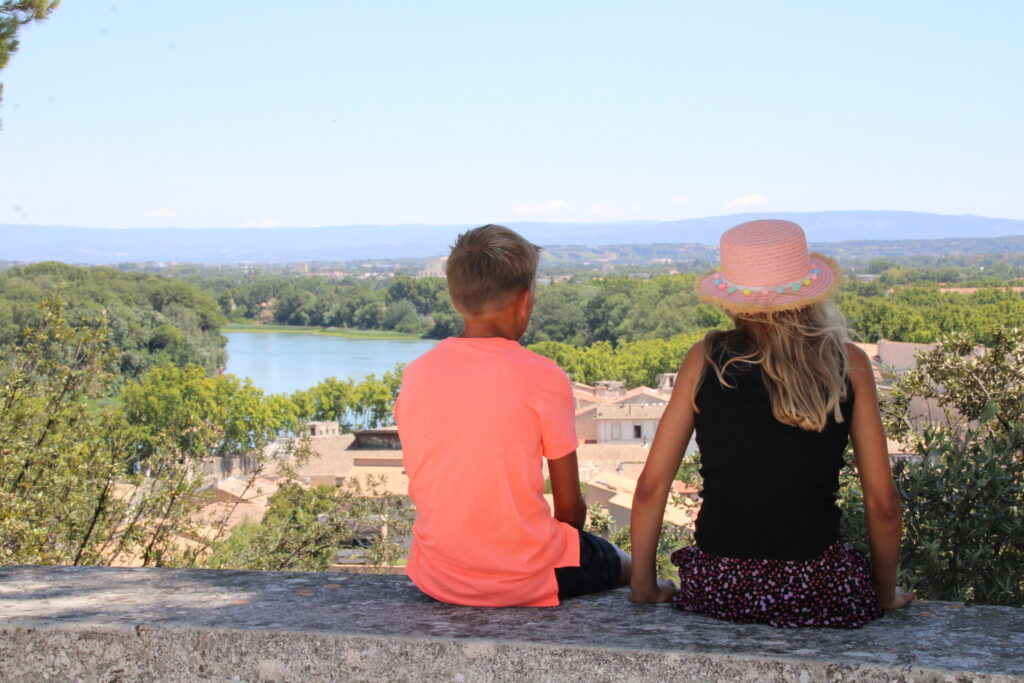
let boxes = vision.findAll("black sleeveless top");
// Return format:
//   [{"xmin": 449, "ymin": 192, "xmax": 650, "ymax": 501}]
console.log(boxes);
[{"xmin": 693, "ymin": 340, "xmax": 855, "ymax": 561}]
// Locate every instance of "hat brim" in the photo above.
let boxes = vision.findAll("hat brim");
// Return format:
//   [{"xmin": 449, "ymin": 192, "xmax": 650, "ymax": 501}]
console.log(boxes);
[{"xmin": 695, "ymin": 253, "xmax": 841, "ymax": 315}]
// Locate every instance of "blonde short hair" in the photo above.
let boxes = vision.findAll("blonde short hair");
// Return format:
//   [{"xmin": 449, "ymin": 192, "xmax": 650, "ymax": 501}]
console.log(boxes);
[{"xmin": 446, "ymin": 225, "xmax": 541, "ymax": 315}]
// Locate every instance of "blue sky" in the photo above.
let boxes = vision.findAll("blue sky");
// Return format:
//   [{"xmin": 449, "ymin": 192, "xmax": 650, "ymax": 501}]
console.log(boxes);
[{"xmin": 1, "ymin": 1, "xmax": 1021, "ymax": 228}]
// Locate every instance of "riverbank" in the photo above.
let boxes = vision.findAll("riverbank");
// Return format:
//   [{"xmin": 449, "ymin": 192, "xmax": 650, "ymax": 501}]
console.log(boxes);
[{"xmin": 222, "ymin": 323, "xmax": 424, "ymax": 341}]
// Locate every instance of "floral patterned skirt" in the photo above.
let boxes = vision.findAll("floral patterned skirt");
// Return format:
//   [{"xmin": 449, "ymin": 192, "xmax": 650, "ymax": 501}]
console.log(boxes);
[{"xmin": 670, "ymin": 541, "xmax": 883, "ymax": 628}]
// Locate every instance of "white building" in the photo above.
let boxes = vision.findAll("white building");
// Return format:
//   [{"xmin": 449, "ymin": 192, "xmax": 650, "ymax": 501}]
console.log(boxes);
[
  {"xmin": 595, "ymin": 403, "xmax": 664, "ymax": 445},
  {"xmin": 418, "ymin": 256, "xmax": 447, "ymax": 278},
  {"xmin": 877, "ymin": 339, "xmax": 936, "ymax": 372},
  {"xmin": 573, "ymin": 382, "xmax": 672, "ymax": 445},
  {"xmin": 304, "ymin": 421, "xmax": 340, "ymax": 438}
]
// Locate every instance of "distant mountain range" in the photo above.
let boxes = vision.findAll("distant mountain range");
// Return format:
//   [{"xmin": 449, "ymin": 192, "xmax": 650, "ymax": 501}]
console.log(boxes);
[
  {"xmin": 540, "ymin": 236, "xmax": 1024, "ymax": 269},
  {"xmin": 2, "ymin": 211, "xmax": 1024, "ymax": 264}
]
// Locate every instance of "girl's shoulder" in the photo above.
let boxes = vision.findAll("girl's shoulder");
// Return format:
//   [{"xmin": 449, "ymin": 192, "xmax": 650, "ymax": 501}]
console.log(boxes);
[
  {"xmin": 844, "ymin": 343, "xmax": 876, "ymax": 394},
  {"xmin": 844, "ymin": 343, "xmax": 872, "ymax": 372},
  {"xmin": 679, "ymin": 338, "xmax": 707, "ymax": 382}
]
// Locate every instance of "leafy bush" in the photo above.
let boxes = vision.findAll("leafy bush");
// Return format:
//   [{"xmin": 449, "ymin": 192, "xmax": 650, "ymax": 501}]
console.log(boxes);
[
  {"xmin": 0, "ymin": 301, "xmax": 217, "ymax": 566},
  {"xmin": 840, "ymin": 328, "xmax": 1024, "ymax": 606},
  {"xmin": 207, "ymin": 477, "xmax": 415, "ymax": 572},
  {"xmin": 609, "ymin": 522, "xmax": 692, "ymax": 580},
  {"xmin": 584, "ymin": 502, "xmax": 612, "ymax": 533}
]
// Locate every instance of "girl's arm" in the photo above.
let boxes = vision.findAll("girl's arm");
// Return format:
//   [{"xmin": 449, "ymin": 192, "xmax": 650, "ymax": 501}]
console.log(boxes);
[
  {"xmin": 629, "ymin": 342, "xmax": 702, "ymax": 603},
  {"xmin": 846, "ymin": 344, "xmax": 915, "ymax": 610}
]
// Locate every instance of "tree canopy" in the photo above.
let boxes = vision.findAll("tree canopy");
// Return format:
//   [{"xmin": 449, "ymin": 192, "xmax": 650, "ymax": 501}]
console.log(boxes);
[
  {"xmin": 183, "ymin": 266, "xmax": 1024, "ymax": 349},
  {"xmin": 0, "ymin": 262, "xmax": 228, "ymax": 380}
]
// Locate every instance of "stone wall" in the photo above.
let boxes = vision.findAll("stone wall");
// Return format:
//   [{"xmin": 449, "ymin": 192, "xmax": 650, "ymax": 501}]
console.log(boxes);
[
  {"xmin": 1, "ymin": 566, "xmax": 1022, "ymax": 682},
  {"xmin": 201, "ymin": 452, "xmax": 258, "ymax": 487}
]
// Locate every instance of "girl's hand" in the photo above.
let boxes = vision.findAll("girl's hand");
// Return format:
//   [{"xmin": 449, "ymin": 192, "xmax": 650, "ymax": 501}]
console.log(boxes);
[
  {"xmin": 629, "ymin": 579, "xmax": 678, "ymax": 604},
  {"xmin": 878, "ymin": 587, "xmax": 916, "ymax": 610},
  {"xmin": 630, "ymin": 345, "xmax": 700, "ymax": 608}
]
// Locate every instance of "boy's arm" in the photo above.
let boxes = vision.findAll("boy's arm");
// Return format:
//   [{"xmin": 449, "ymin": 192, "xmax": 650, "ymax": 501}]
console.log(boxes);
[{"xmin": 549, "ymin": 451, "xmax": 587, "ymax": 529}]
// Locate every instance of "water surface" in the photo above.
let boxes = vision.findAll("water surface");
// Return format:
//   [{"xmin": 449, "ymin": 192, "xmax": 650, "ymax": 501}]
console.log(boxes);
[{"xmin": 224, "ymin": 332, "xmax": 437, "ymax": 395}]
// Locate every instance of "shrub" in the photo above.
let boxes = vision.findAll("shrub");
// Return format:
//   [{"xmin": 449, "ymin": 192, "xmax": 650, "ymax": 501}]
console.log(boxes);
[{"xmin": 840, "ymin": 328, "xmax": 1024, "ymax": 606}]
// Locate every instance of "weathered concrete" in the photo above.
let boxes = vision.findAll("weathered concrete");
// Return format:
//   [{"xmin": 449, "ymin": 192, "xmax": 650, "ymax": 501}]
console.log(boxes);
[{"xmin": 0, "ymin": 565, "xmax": 1022, "ymax": 681}]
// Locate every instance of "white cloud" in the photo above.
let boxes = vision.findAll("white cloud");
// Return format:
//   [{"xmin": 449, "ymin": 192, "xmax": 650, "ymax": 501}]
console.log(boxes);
[
  {"xmin": 144, "ymin": 207, "xmax": 176, "ymax": 218},
  {"xmin": 586, "ymin": 202, "xmax": 626, "ymax": 218},
  {"xmin": 672, "ymin": 195, "xmax": 689, "ymax": 204},
  {"xmin": 725, "ymin": 194, "xmax": 768, "ymax": 209},
  {"xmin": 243, "ymin": 217, "xmax": 281, "ymax": 228},
  {"xmin": 512, "ymin": 200, "xmax": 574, "ymax": 219}
]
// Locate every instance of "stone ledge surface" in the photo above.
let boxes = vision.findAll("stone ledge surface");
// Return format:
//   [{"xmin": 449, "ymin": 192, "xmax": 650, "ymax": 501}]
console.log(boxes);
[{"xmin": 0, "ymin": 565, "xmax": 1022, "ymax": 682}]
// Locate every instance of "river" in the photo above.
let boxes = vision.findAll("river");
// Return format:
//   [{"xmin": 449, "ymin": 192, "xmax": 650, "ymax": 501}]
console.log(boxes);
[{"xmin": 223, "ymin": 332, "xmax": 438, "ymax": 395}]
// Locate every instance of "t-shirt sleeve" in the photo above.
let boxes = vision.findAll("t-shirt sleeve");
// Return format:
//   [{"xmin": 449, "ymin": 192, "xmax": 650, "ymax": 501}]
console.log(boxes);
[{"xmin": 535, "ymin": 364, "xmax": 579, "ymax": 460}]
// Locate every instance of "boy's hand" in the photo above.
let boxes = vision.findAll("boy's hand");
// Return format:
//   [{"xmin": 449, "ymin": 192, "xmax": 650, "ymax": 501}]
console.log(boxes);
[
  {"xmin": 629, "ymin": 579, "xmax": 678, "ymax": 604},
  {"xmin": 878, "ymin": 587, "xmax": 916, "ymax": 611}
]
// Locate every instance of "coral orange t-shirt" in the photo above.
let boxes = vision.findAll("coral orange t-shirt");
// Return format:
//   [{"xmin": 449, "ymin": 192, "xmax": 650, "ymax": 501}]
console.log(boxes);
[{"xmin": 394, "ymin": 337, "xmax": 580, "ymax": 607}]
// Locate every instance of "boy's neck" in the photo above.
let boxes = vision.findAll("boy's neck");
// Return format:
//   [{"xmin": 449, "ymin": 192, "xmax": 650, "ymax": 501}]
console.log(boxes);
[
  {"xmin": 455, "ymin": 288, "xmax": 533, "ymax": 341},
  {"xmin": 458, "ymin": 316, "xmax": 521, "ymax": 341}
]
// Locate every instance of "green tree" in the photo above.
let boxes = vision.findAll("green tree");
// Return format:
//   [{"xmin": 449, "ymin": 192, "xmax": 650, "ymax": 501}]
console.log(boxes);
[
  {"xmin": 529, "ymin": 331, "xmax": 705, "ymax": 388},
  {"xmin": 426, "ymin": 298, "xmax": 462, "ymax": 338},
  {"xmin": 836, "ymin": 282, "xmax": 1024, "ymax": 345},
  {"xmin": 840, "ymin": 328, "xmax": 1024, "ymax": 606},
  {"xmin": 0, "ymin": 299, "xmax": 118, "ymax": 564},
  {"xmin": 525, "ymin": 284, "xmax": 592, "ymax": 345},
  {"xmin": 383, "ymin": 299, "xmax": 429, "ymax": 334},
  {"xmin": 119, "ymin": 364, "xmax": 294, "ymax": 461},
  {"xmin": 386, "ymin": 276, "xmax": 447, "ymax": 316},
  {"xmin": 273, "ymin": 286, "xmax": 317, "ymax": 325},
  {"xmin": 291, "ymin": 376, "xmax": 355, "ymax": 428},
  {"xmin": 290, "ymin": 365, "xmax": 404, "ymax": 432},
  {"xmin": 0, "ymin": 300, "xmax": 225, "ymax": 567},
  {"xmin": 0, "ymin": 262, "xmax": 227, "ymax": 380}
]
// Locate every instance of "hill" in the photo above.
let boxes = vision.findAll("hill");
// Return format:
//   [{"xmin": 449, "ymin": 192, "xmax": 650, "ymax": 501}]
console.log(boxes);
[
  {"xmin": 540, "ymin": 235, "xmax": 1024, "ymax": 267},
  {"xmin": 2, "ymin": 211, "xmax": 1023, "ymax": 264}
]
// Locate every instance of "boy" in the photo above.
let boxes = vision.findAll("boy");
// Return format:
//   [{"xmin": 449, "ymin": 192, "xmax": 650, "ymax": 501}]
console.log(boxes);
[{"xmin": 395, "ymin": 224, "xmax": 631, "ymax": 606}]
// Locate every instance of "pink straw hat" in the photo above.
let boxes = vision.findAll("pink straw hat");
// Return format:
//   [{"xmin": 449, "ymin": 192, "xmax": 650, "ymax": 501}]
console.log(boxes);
[{"xmin": 696, "ymin": 219, "xmax": 840, "ymax": 314}]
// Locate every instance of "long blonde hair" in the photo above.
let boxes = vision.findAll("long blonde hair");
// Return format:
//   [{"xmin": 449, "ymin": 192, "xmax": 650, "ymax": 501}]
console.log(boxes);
[{"xmin": 694, "ymin": 301, "xmax": 851, "ymax": 432}]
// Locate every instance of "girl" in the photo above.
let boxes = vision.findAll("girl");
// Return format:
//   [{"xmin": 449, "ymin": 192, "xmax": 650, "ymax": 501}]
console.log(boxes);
[{"xmin": 630, "ymin": 219, "xmax": 914, "ymax": 627}]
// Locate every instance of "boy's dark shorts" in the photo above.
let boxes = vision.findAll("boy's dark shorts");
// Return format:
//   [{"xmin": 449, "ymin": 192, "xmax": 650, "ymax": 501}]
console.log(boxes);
[{"xmin": 555, "ymin": 529, "xmax": 622, "ymax": 600}]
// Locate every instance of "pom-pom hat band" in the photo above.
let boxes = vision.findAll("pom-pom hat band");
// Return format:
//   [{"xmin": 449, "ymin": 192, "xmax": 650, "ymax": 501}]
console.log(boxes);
[{"xmin": 696, "ymin": 219, "xmax": 840, "ymax": 314}]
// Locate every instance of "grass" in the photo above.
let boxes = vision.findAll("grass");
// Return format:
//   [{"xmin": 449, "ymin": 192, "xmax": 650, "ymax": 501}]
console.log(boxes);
[{"xmin": 222, "ymin": 323, "xmax": 425, "ymax": 340}]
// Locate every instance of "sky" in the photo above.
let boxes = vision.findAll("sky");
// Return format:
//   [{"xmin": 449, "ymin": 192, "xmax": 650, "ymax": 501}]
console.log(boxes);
[{"xmin": 0, "ymin": 1, "xmax": 1022, "ymax": 228}]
